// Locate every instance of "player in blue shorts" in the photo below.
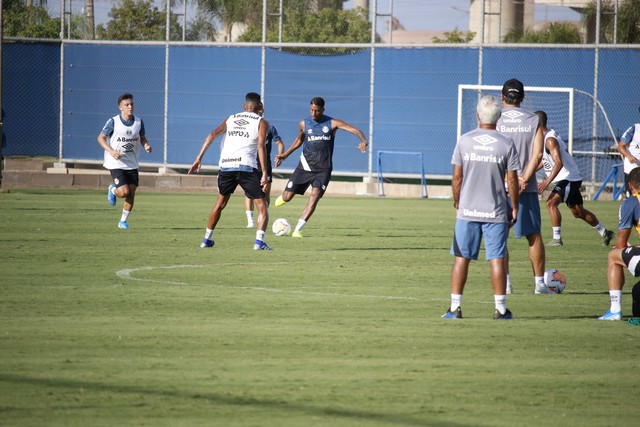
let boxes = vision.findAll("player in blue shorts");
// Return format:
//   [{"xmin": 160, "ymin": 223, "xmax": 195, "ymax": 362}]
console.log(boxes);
[
  {"xmin": 444, "ymin": 95, "xmax": 520, "ymax": 320},
  {"xmin": 273, "ymin": 97, "xmax": 368, "ymax": 238},
  {"xmin": 599, "ymin": 167, "xmax": 640, "ymax": 320}
]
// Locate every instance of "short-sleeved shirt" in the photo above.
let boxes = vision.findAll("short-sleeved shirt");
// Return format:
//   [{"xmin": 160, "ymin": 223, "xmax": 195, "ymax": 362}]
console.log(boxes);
[
  {"xmin": 100, "ymin": 115, "xmax": 145, "ymax": 170},
  {"xmin": 618, "ymin": 193, "xmax": 640, "ymax": 236},
  {"xmin": 497, "ymin": 107, "xmax": 539, "ymax": 193},
  {"xmin": 451, "ymin": 128, "xmax": 520, "ymax": 223},
  {"xmin": 620, "ymin": 124, "xmax": 640, "ymax": 174}
]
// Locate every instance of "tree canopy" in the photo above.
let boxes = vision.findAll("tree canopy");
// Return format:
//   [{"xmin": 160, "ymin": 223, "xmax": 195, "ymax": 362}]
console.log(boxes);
[{"xmin": 96, "ymin": 0, "xmax": 182, "ymax": 41}]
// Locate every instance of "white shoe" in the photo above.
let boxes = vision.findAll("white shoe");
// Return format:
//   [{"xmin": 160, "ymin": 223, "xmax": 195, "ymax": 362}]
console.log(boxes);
[
  {"xmin": 506, "ymin": 284, "xmax": 513, "ymax": 295},
  {"xmin": 246, "ymin": 222, "xmax": 255, "ymax": 228},
  {"xmin": 534, "ymin": 284, "xmax": 554, "ymax": 294}
]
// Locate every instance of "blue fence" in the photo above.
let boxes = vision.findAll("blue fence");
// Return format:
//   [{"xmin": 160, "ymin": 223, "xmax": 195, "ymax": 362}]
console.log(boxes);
[{"xmin": 3, "ymin": 41, "xmax": 640, "ymax": 180}]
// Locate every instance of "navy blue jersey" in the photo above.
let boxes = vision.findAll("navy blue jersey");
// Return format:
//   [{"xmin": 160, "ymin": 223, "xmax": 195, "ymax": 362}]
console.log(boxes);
[{"xmin": 300, "ymin": 115, "xmax": 334, "ymax": 172}]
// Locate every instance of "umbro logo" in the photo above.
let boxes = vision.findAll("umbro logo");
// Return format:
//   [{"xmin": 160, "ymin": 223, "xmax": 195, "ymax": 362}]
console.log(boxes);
[
  {"xmin": 234, "ymin": 119, "xmax": 250, "ymax": 126},
  {"xmin": 473, "ymin": 135, "xmax": 498, "ymax": 145},
  {"xmin": 502, "ymin": 110, "xmax": 524, "ymax": 119}
]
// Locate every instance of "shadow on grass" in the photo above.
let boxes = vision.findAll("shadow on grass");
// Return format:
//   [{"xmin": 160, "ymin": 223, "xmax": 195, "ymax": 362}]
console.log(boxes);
[{"xmin": 0, "ymin": 373, "xmax": 470, "ymax": 427}]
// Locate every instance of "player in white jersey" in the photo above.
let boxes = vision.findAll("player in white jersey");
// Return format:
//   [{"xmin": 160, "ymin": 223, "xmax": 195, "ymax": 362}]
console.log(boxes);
[
  {"xmin": 188, "ymin": 92, "xmax": 272, "ymax": 250},
  {"xmin": 97, "ymin": 93, "xmax": 152, "ymax": 229},
  {"xmin": 443, "ymin": 95, "xmax": 520, "ymax": 320},
  {"xmin": 535, "ymin": 111, "xmax": 614, "ymax": 247},
  {"xmin": 616, "ymin": 114, "xmax": 640, "ymax": 197}
]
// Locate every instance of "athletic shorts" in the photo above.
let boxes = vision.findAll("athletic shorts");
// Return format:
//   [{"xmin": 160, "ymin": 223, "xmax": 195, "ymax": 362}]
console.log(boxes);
[
  {"xmin": 284, "ymin": 168, "xmax": 332, "ymax": 196},
  {"xmin": 512, "ymin": 192, "xmax": 541, "ymax": 238},
  {"xmin": 621, "ymin": 246, "xmax": 640, "ymax": 277},
  {"xmin": 217, "ymin": 170, "xmax": 266, "ymax": 199},
  {"xmin": 110, "ymin": 169, "xmax": 139, "ymax": 188},
  {"xmin": 551, "ymin": 180, "xmax": 583, "ymax": 208},
  {"xmin": 451, "ymin": 219, "xmax": 509, "ymax": 261}
]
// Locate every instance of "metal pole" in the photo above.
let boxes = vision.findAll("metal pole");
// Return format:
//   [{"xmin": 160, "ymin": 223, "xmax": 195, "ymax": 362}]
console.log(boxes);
[
  {"xmin": 0, "ymin": 0, "xmax": 4, "ymax": 185},
  {"xmin": 367, "ymin": 1, "xmax": 377, "ymax": 183},
  {"xmin": 261, "ymin": 0, "xmax": 267, "ymax": 100},
  {"xmin": 163, "ymin": 0, "xmax": 171, "ymax": 170},
  {"xmin": 183, "ymin": 0, "xmax": 187, "ymax": 41},
  {"xmin": 591, "ymin": 0, "xmax": 602, "ymax": 185}
]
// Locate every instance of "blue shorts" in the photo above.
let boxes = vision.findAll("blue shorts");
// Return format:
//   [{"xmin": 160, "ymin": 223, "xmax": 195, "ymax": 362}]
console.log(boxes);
[
  {"xmin": 451, "ymin": 220, "xmax": 509, "ymax": 261},
  {"xmin": 513, "ymin": 192, "xmax": 541, "ymax": 238}
]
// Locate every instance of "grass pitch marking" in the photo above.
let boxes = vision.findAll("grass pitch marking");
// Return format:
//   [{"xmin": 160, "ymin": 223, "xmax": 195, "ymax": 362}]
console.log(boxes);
[{"xmin": 116, "ymin": 263, "xmax": 420, "ymax": 301}]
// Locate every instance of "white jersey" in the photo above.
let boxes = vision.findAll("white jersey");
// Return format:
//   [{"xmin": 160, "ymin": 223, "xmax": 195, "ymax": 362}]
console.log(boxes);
[
  {"xmin": 219, "ymin": 112, "xmax": 262, "ymax": 171},
  {"xmin": 103, "ymin": 115, "xmax": 143, "ymax": 170},
  {"xmin": 621, "ymin": 123, "xmax": 640, "ymax": 174},
  {"xmin": 541, "ymin": 129, "xmax": 582, "ymax": 183}
]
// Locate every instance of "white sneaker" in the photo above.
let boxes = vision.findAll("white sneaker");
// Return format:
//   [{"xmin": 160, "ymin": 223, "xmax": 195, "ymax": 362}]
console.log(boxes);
[
  {"xmin": 246, "ymin": 222, "xmax": 255, "ymax": 228},
  {"xmin": 534, "ymin": 284, "xmax": 554, "ymax": 294}
]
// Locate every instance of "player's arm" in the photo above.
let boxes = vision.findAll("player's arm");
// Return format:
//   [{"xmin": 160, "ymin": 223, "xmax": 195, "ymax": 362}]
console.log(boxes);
[
  {"xmin": 189, "ymin": 119, "xmax": 227, "ymax": 174},
  {"xmin": 452, "ymin": 165, "xmax": 463, "ymax": 210},
  {"xmin": 519, "ymin": 125, "xmax": 544, "ymax": 193},
  {"xmin": 617, "ymin": 128, "xmax": 637, "ymax": 164},
  {"xmin": 506, "ymin": 169, "xmax": 519, "ymax": 223},
  {"xmin": 140, "ymin": 135, "xmax": 152, "ymax": 153},
  {"xmin": 257, "ymin": 119, "xmax": 269, "ymax": 188},
  {"xmin": 97, "ymin": 119, "xmax": 121, "ymax": 160},
  {"xmin": 614, "ymin": 227, "xmax": 632, "ymax": 249},
  {"xmin": 537, "ymin": 137, "xmax": 562, "ymax": 194},
  {"xmin": 332, "ymin": 118, "xmax": 368, "ymax": 153},
  {"xmin": 275, "ymin": 120, "xmax": 305, "ymax": 167}
]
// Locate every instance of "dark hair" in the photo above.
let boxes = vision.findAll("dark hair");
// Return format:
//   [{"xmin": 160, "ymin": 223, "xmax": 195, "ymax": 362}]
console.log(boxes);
[
  {"xmin": 629, "ymin": 167, "xmax": 640, "ymax": 190},
  {"xmin": 118, "ymin": 93, "xmax": 133, "ymax": 104},
  {"xmin": 534, "ymin": 110, "xmax": 547, "ymax": 128},
  {"xmin": 310, "ymin": 97, "xmax": 325, "ymax": 108},
  {"xmin": 245, "ymin": 92, "xmax": 261, "ymax": 103}
]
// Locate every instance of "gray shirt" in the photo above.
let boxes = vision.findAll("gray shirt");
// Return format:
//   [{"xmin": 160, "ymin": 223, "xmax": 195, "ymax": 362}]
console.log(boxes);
[
  {"xmin": 497, "ymin": 107, "xmax": 540, "ymax": 193},
  {"xmin": 452, "ymin": 128, "xmax": 520, "ymax": 223}
]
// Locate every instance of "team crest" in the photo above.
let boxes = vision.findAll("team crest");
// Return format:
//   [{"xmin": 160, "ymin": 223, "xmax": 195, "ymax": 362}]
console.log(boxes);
[
  {"xmin": 126, "ymin": 130, "xmax": 132, "ymax": 135},
  {"xmin": 322, "ymin": 126, "xmax": 330, "ymax": 133},
  {"xmin": 234, "ymin": 119, "xmax": 250, "ymax": 127}
]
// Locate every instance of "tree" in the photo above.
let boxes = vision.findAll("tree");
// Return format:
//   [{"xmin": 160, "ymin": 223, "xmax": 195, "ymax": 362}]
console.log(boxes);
[
  {"xmin": 582, "ymin": 0, "xmax": 640, "ymax": 44},
  {"xmin": 503, "ymin": 22, "xmax": 581, "ymax": 44},
  {"xmin": 238, "ymin": 7, "xmax": 371, "ymax": 46},
  {"xmin": 96, "ymin": 0, "xmax": 182, "ymax": 41},
  {"xmin": 432, "ymin": 28, "xmax": 476, "ymax": 44},
  {"xmin": 2, "ymin": 0, "xmax": 60, "ymax": 38}
]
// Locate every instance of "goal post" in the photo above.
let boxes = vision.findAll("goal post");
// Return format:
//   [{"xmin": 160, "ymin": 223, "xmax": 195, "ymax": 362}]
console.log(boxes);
[{"xmin": 457, "ymin": 84, "xmax": 620, "ymax": 197}]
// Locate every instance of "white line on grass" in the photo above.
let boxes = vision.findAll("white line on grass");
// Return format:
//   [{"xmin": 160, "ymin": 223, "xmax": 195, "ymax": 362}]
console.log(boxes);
[{"xmin": 116, "ymin": 263, "xmax": 421, "ymax": 301}]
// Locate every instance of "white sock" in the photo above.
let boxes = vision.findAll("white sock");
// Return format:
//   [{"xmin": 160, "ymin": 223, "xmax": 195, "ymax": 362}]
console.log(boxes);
[
  {"xmin": 506, "ymin": 274, "xmax": 512, "ymax": 286},
  {"xmin": 246, "ymin": 210, "xmax": 254, "ymax": 224},
  {"xmin": 256, "ymin": 230, "xmax": 266, "ymax": 242},
  {"xmin": 552, "ymin": 226, "xmax": 561, "ymax": 239},
  {"xmin": 535, "ymin": 276, "xmax": 545, "ymax": 287},
  {"xmin": 111, "ymin": 186, "xmax": 117, "ymax": 195},
  {"xmin": 120, "ymin": 210, "xmax": 130, "ymax": 222},
  {"xmin": 594, "ymin": 223, "xmax": 605, "ymax": 236},
  {"xmin": 450, "ymin": 294, "xmax": 462, "ymax": 311},
  {"xmin": 295, "ymin": 219, "xmax": 307, "ymax": 232},
  {"xmin": 610, "ymin": 290, "xmax": 622, "ymax": 313},
  {"xmin": 204, "ymin": 228, "xmax": 213, "ymax": 240},
  {"xmin": 494, "ymin": 295, "xmax": 507, "ymax": 315}
]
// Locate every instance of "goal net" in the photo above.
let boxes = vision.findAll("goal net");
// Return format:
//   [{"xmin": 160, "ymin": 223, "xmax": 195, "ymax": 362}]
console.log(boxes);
[{"xmin": 457, "ymin": 84, "xmax": 620, "ymax": 194}]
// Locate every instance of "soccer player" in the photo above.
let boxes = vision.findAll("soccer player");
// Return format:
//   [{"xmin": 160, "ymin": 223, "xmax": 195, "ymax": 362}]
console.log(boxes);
[
  {"xmin": 97, "ymin": 93, "xmax": 152, "ymax": 229},
  {"xmin": 497, "ymin": 79, "xmax": 547, "ymax": 294},
  {"xmin": 273, "ymin": 97, "xmax": 368, "ymax": 238},
  {"xmin": 443, "ymin": 95, "xmax": 520, "ymax": 320},
  {"xmin": 616, "ymin": 111, "xmax": 640, "ymax": 198},
  {"xmin": 535, "ymin": 110, "xmax": 615, "ymax": 247},
  {"xmin": 244, "ymin": 101, "xmax": 284, "ymax": 228},
  {"xmin": 188, "ymin": 92, "xmax": 272, "ymax": 251},
  {"xmin": 599, "ymin": 167, "xmax": 640, "ymax": 320}
]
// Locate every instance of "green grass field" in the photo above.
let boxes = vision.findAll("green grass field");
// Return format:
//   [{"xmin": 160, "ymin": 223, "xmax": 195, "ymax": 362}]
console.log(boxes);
[{"xmin": 1, "ymin": 189, "xmax": 638, "ymax": 426}]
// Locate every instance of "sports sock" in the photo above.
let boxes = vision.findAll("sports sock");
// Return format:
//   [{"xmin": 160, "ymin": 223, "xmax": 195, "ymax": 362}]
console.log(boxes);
[
  {"xmin": 120, "ymin": 210, "xmax": 130, "ymax": 222},
  {"xmin": 535, "ymin": 276, "xmax": 545, "ymax": 286},
  {"xmin": 294, "ymin": 219, "xmax": 307, "ymax": 232},
  {"xmin": 111, "ymin": 186, "xmax": 117, "ymax": 196},
  {"xmin": 552, "ymin": 226, "xmax": 561, "ymax": 239},
  {"xmin": 246, "ymin": 210, "xmax": 254, "ymax": 224},
  {"xmin": 506, "ymin": 274, "xmax": 512, "ymax": 287},
  {"xmin": 494, "ymin": 295, "xmax": 507, "ymax": 315},
  {"xmin": 609, "ymin": 290, "xmax": 622, "ymax": 313},
  {"xmin": 450, "ymin": 294, "xmax": 462, "ymax": 311},
  {"xmin": 204, "ymin": 228, "xmax": 213, "ymax": 240},
  {"xmin": 593, "ymin": 223, "xmax": 605, "ymax": 236},
  {"xmin": 256, "ymin": 230, "xmax": 266, "ymax": 242}
]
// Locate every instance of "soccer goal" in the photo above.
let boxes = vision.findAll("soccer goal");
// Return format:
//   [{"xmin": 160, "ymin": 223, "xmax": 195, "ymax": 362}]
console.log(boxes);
[
  {"xmin": 376, "ymin": 150, "xmax": 428, "ymax": 198},
  {"xmin": 457, "ymin": 84, "xmax": 621, "ymax": 197}
]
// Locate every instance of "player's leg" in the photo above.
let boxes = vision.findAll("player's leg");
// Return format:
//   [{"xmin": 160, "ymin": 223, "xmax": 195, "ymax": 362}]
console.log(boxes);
[
  {"xmin": 291, "ymin": 172, "xmax": 330, "ymax": 237},
  {"xmin": 200, "ymin": 173, "xmax": 236, "ymax": 248},
  {"xmin": 239, "ymin": 171, "xmax": 271, "ymax": 250},
  {"xmin": 484, "ymin": 222, "xmax": 512, "ymax": 319},
  {"xmin": 245, "ymin": 197, "xmax": 255, "ymax": 228},
  {"xmin": 443, "ymin": 220, "xmax": 480, "ymax": 319},
  {"xmin": 515, "ymin": 193, "xmax": 547, "ymax": 293},
  {"xmin": 545, "ymin": 191, "xmax": 563, "ymax": 246},
  {"xmin": 599, "ymin": 247, "xmax": 635, "ymax": 320}
]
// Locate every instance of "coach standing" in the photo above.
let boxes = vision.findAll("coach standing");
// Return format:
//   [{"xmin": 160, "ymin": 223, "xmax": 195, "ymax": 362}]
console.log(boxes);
[{"xmin": 442, "ymin": 95, "xmax": 520, "ymax": 320}]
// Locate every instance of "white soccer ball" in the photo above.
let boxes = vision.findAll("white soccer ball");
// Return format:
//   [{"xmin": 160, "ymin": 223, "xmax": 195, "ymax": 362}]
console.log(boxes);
[
  {"xmin": 271, "ymin": 218, "xmax": 291, "ymax": 236},
  {"xmin": 544, "ymin": 268, "xmax": 567, "ymax": 294}
]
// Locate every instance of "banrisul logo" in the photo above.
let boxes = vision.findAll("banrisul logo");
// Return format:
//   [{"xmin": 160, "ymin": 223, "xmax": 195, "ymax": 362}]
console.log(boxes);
[
  {"xmin": 473, "ymin": 135, "xmax": 498, "ymax": 146},
  {"xmin": 234, "ymin": 119, "xmax": 250, "ymax": 127},
  {"xmin": 502, "ymin": 110, "xmax": 524, "ymax": 119}
]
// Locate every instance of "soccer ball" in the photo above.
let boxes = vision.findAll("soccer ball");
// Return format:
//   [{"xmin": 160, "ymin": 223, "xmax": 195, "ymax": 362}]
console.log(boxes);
[
  {"xmin": 544, "ymin": 268, "xmax": 567, "ymax": 294},
  {"xmin": 272, "ymin": 218, "xmax": 291, "ymax": 236}
]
